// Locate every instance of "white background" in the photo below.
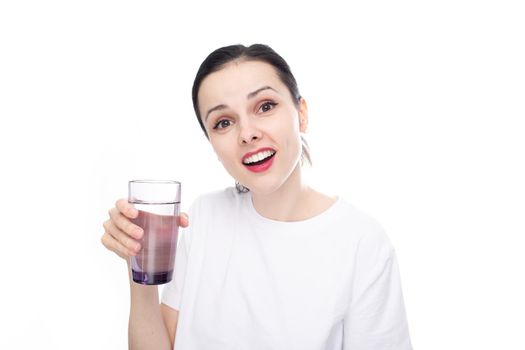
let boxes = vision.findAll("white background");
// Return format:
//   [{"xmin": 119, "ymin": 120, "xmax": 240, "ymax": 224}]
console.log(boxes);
[{"xmin": 1, "ymin": 0, "xmax": 524, "ymax": 349}]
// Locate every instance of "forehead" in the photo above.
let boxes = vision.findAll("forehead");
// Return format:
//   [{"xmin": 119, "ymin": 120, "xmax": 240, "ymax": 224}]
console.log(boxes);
[{"xmin": 198, "ymin": 60, "xmax": 283, "ymax": 106}]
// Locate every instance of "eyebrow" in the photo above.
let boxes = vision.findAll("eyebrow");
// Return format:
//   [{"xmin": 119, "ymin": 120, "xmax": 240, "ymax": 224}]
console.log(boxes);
[
  {"xmin": 205, "ymin": 104, "xmax": 227, "ymax": 121},
  {"xmin": 247, "ymin": 85, "xmax": 278, "ymax": 99},
  {"xmin": 205, "ymin": 86, "xmax": 279, "ymax": 121}
]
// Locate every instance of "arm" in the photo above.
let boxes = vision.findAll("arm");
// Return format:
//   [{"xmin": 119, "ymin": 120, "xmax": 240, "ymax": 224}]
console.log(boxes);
[{"xmin": 128, "ymin": 264, "xmax": 175, "ymax": 350}]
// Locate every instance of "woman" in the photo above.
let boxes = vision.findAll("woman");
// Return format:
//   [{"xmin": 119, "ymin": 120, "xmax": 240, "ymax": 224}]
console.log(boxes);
[{"xmin": 101, "ymin": 44, "xmax": 412, "ymax": 349}]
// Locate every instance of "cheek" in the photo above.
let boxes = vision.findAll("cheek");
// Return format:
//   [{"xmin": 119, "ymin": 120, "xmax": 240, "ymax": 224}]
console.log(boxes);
[
  {"xmin": 278, "ymin": 107, "xmax": 301, "ymax": 133},
  {"xmin": 210, "ymin": 138, "xmax": 236, "ymax": 165},
  {"xmin": 285, "ymin": 135, "xmax": 302, "ymax": 155},
  {"xmin": 282, "ymin": 125, "xmax": 303, "ymax": 159},
  {"xmin": 279, "ymin": 115, "xmax": 301, "ymax": 140}
]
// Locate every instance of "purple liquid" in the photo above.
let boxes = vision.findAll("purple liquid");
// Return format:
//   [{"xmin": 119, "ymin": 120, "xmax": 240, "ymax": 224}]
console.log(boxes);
[
  {"xmin": 130, "ymin": 204, "xmax": 179, "ymax": 285},
  {"xmin": 132, "ymin": 270, "xmax": 173, "ymax": 285}
]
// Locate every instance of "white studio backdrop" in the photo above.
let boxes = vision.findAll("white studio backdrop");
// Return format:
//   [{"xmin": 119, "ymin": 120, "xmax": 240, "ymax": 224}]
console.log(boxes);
[{"xmin": 1, "ymin": 0, "xmax": 524, "ymax": 349}]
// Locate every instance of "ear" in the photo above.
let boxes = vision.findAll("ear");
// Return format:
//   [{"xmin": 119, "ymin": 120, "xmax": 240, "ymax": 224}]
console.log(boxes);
[{"xmin": 298, "ymin": 97, "xmax": 309, "ymax": 133}]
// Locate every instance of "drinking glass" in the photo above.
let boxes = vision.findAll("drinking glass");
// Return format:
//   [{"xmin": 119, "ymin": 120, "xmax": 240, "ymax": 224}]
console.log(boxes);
[{"xmin": 128, "ymin": 180, "xmax": 181, "ymax": 285}]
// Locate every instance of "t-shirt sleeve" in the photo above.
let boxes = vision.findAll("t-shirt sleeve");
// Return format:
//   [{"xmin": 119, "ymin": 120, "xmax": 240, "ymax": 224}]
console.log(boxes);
[
  {"xmin": 160, "ymin": 225, "xmax": 190, "ymax": 310},
  {"xmin": 343, "ymin": 225, "xmax": 412, "ymax": 349},
  {"xmin": 161, "ymin": 198, "xmax": 199, "ymax": 310}
]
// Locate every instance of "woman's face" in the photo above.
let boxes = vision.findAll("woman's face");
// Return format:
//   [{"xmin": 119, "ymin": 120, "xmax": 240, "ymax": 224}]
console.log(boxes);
[{"xmin": 197, "ymin": 60, "xmax": 308, "ymax": 195}]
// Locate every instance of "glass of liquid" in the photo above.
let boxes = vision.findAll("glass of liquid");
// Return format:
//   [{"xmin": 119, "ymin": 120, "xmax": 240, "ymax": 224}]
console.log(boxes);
[{"xmin": 128, "ymin": 180, "xmax": 181, "ymax": 285}]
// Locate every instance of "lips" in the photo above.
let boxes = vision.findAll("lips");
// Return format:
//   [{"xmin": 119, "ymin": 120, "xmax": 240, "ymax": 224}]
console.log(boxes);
[
  {"xmin": 241, "ymin": 147, "xmax": 277, "ymax": 173},
  {"xmin": 243, "ymin": 153, "xmax": 275, "ymax": 173},
  {"xmin": 241, "ymin": 147, "xmax": 277, "ymax": 164}
]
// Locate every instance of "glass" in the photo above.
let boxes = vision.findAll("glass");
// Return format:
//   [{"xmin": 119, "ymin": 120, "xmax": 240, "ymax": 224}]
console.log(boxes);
[{"xmin": 128, "ymin": 180, "xmax": 181, "ymax": 285}]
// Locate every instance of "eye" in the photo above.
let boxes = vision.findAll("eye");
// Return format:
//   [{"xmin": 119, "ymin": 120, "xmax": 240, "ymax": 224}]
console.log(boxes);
[
  {"xmin": 258, "ymin": 101, "xmax": 278, "ymax": 113},
  {"xmin": 213, "ymin": 119, "xmax": 233, "ymax": 130}
]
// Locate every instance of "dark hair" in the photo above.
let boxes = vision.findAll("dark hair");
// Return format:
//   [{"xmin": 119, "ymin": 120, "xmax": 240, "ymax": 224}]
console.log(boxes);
[{"xmin": 191, "ymin": 44, "xmax": 312, "ymax": 192}]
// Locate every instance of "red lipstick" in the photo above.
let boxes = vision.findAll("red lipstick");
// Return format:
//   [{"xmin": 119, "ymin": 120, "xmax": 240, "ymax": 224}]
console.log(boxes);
[
  {"xmin": 241, "ymin": 147, "xmax": 276, "ymax": 163},
  {"xmin": 241, "ymin": 147, "xmax": 276, "ymax": 173}
]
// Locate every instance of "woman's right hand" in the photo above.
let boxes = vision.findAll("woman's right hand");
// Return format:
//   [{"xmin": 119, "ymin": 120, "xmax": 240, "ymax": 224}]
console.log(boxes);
[
  {"xmin": 100, "ymin": 198, "xmax": 189, "ymax": 260},
  {"xmin": 101, "ymin": 199, "xmax": 144, "ymax": 260}
]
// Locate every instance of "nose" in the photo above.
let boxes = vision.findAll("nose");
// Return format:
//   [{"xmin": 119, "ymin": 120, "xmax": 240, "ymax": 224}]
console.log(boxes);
[{"xmin": 238, "ymin": 118, "xmax": 262, "ymax": 144}]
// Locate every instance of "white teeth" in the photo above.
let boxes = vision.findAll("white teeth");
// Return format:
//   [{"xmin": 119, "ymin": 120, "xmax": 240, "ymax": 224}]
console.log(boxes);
[{"xmin": 243, "ymin": 150, "xmax": 276, "ymax": 164}]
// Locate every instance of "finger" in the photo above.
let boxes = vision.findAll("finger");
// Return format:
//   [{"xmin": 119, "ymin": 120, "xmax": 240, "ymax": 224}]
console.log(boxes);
[
  {"xmin": 178, "ymin": 212, "xmax": 189, "ymax": 228},
  {"xmin": 103, "ymin": 219, "xmax": 142, "ymax": 254},
  {"xmin": 116, "ymin": 198, "xmax": 138, "ymax": 219},
  {"xmin": 108, "ymin": 207, "xmax": 143, "ymax": 239},
  {"xmin": 101, "ymin": 231, "xmax": 135, "ymax": 259}
]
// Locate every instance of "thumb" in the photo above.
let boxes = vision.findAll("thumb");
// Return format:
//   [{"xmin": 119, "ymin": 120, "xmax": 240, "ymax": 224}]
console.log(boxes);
[{"xmin": 178, "ymin": 212, "xmax": 189, "ymax": 228}]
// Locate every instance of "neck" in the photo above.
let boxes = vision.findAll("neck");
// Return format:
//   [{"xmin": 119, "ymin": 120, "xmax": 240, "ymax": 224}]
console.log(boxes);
[{"xmin": 250, "ymin": 164, "xmax": 315, "ymax": 222}]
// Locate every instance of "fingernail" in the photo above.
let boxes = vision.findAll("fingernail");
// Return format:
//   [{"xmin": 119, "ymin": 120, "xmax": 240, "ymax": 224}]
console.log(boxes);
[{"xmin": 134, "ymin": 228, "xmax": 143, "ymax": 238}]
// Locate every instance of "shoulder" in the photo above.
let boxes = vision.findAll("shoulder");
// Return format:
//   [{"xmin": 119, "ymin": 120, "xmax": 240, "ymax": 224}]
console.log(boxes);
[
  {"xmin": 182, "ymin": 187, "xmax": 244, "ymax": 243},
  {"xmin": 189, "ymin": 186, "xmax": 246, "ymax": 213},
  {"xmin": 192, "ymin": 186, "xmax": 244, "ymax": 205},
  {"xmin": 334, "ymin": 198, "xmax": 395, "ymax": 256}
]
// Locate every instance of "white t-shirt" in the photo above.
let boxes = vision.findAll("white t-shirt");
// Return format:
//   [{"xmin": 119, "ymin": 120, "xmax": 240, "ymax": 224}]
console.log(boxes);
[{"xmin": 162, "ymin": 187, "xmax": 412, "ymax": 350}]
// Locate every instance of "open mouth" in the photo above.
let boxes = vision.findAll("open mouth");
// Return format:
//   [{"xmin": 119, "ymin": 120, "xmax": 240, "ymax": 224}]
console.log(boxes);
[{"xmin": 243, "ymin": 150, "xmax": 276, "ymax": 167}]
